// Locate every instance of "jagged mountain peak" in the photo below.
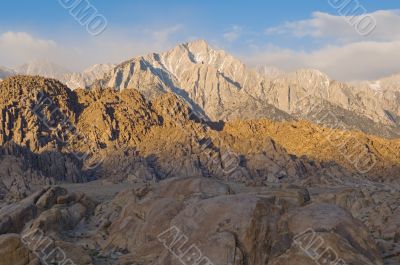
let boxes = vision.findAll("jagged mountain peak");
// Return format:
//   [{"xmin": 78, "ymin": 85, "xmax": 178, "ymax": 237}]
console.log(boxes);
[
  {"xmin": 16, "ymin": 59, "xmax": 71, "ymax": 78},
  {"xmin": 161, "ymin": 39, "xmax": 245, "ymax": 73},
  {"xmin": 183, "ymin": 39, "xmax": 211, "ymax": 51},
  {"xmin": 256, "ymin": 65, "xmax": 285, "ymax": 79},
  {"xmin": 91, "ymin": 41, "xmax": 400, "ymax": 138},
  {"xmin": 7, "ymin": 60, "xmax": 115, "ymax": 90},
  {"xmin": 175, "ymin": 39, "xmax": 220, "ymax": 58},
  {"xmin": 82, "ymin": 63, "xmax": 116, "ymax": 75}
]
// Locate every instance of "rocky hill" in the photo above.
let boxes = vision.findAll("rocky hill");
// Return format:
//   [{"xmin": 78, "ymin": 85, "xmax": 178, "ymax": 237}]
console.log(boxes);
[
  {"xmin": 3, "ymin": 75, "xmax": 399, "ymax": 187},
  {"xmin": 223, "ymin": 119, "xmax": 400, "ymax": 183},
  {"xmin": 0, "ymin": 76, "xmax": 333, "ymax": 185},
  {"xmin": 3, "ymin": 41, "xmax": 400, "ymax": 138},
  {"xmin": 93, "ymin": 40, "xmax": 400, "ymax": 138},
  {"xmin": 0, "ymin": 75, "xmax": 399, "ymax": 264}
]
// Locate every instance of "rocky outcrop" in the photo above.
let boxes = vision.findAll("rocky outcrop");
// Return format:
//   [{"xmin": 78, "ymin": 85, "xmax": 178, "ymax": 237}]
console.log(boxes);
[
  {"xmin": 93, "ymin": 40, "xmax": 400, "ymax": 138},
  {"xmin": 0, "ymin": 176, "xmax": 394, "ymax": 264},
  {"xmin": 1, "ymin": 177, "xmax": 376, "ymax": 265},
  {"xmin": 0, "ymin": 234, "xmax": 38, "ymax": 265},
  {"xmin": 0, "ymin": 186, "xmax": 95, "ymax": 265},
  {"xmin": 222, "ymin": 119, "xmax": 400, "ymax": 183},
  {"xmin": 270, "ymin": 203, "xmax": 382, "ymax": 265},
  {"xmin": 312, "ymin": 186, "xmax": 400, "ymax": 265},
  {"xmin": 0, "ymin": 76, "xmax": 88, "ymax": 183},
  {"xmin": 0, "ymin": 75, "xmax": 399, "ymax": 188}
]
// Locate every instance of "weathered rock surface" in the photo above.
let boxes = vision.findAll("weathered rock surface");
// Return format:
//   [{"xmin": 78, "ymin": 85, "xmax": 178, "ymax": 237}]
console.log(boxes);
[
  {"xmin": 0, "ymin": 75, "xmax": 398, "ymax": 264},
  {"xmin": 311, "ymin": 186, "xmax": 400, "ymax": 265},
  {"xmin": 0, "ymin": 177, "xmax": 383, "ymax": 265},
  {"xmin": 0, "ymin": 177, "xmax": 385, "ymax": 265},
  {"xmin": 93, "ymin": 40, "xmax": 400, "ymax": 138},
  {"xmin": 2, "ymin": 76, "xmax": 399, "ymax": 190},
  {"xmin": 0, "ymin": 234, "xmax": 38, "ymax": 265},
  {"xmin": 270, "ymin": 203, "xmax": 382, "ymax": 265},
  {"xmin": 0, "ymin": 186, "xmax": 95, "ymax": 265}
]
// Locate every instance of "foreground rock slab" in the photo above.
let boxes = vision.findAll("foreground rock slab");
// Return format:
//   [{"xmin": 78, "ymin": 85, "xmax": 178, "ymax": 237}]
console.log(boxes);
[{"xmin": 0, "ymin": 177, "xmax": 386, "ymax": 265}]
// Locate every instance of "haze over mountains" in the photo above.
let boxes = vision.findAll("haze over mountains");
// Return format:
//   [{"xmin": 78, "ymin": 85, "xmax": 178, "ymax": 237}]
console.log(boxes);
[
  {"xmin": 0, "ymin": 40, "xmax": 400, "ymax": 265},
  {"xmin": 0, "ymin": 59, "xmax": 115, "ymax": 90},
  {"xmin": 0, "ymin": 74, "xmax": 399, "ymax": 265},
  {"xmin": 0, "ymin": 66, "xmax": 15, "ymax": 80},
  {"xmin": 3, "ymin": 0, "xmax": 400, "ymax": 262},
  {"xmin": 1, "ymin": 40, "xmax": 399, "ymax": 138}
]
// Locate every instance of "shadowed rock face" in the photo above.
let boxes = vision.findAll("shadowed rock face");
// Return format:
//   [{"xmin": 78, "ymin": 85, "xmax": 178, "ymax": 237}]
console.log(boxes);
[
  {"xmin": 1, "ymin": 76, "xmax": 399, "ymax": 187},
  {"xmin": 92, "ymin": 40, "xmax": 400, "ymax": 138},
  {"xmin": 3, "ymin": 41, "xmax": 400, "ymax": 137},
  {"xmin": 0, "ymin": 177, "xmax": 385, "ymax": 265},
  {"xmin": 0, "ymin": 75, "xmax": 399, "ymax": 264}
]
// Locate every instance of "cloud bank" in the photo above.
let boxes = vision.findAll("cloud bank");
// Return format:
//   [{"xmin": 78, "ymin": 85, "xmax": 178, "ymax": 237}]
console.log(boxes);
[
  {"xmin": 1, "ymin": 9, "xmax": 400, "ymax": 81},
  {"xmin": 266, "ymin": 10, "xmax": 400, "ymax": 42},
  {"xmin": 252, "ymin": 9, "xmax": 400, "ymax": 81},
  {"xmin": 0, "ymin": 25, "xmax": 185, "ymax": 71}
]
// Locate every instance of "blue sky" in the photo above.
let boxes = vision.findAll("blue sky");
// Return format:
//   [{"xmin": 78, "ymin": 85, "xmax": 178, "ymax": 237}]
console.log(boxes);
[{"xmin": 1, "ymin": 1, "xmax": 400, "ymax": 80}]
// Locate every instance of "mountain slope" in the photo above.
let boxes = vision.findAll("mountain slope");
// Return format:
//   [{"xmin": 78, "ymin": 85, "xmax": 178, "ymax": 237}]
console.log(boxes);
[
  {"xmin": 222, "ymin": 119, "xmax": 400, "ymax": 183},
  {"xmin": 0, "ymin": 76, "xmax": 399, "ymax": 265},
  {"xmin": 15, "ymin": 59, "xmax": 70, "ymax": 80},
  {"xmin": 93, "ymin": 40, "xmax": 293, "ymax": 122},
  {"xmin": 1, "ymin": 75, "xmax": 399, "ymax": 186},
  {"xmin": 0, "ymin": 66, "xmax": 15, "ymax": 81},
  {"xmin": 15, "ymin": 60, "xmax": 115, "ymax": 89},
  {"xmin": 64, "ymin": 63, "xmax": 116, "ymax": 89},
  {"xmin": 93, "ymin": 40, "xmax": 400, "ymax": 138}
]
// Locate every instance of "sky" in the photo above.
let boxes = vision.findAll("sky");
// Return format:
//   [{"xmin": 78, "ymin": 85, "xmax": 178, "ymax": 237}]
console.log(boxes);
[{"xmin": 0, "ymin": 0, "xmax": 400, "ymax": 81}]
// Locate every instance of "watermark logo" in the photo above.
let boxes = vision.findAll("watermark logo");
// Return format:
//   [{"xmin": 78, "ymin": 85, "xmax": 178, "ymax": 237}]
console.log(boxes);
[
  {"xmin": 294, "ymin": 228, "xmax": 348, "ymax": 265},
  {"xmin": 59, "ymin": 0, "xmax": 108, "ymax": 36},
  {"xmin": 158, "ymin": 226, "xmax": 215, "ymax": 265},
  {"xmin": 328, "ymin": 0, "xmax": 376, "ymax": 36},
  {"xmin": 22, "ymin": 229, "xmax": 76, "ymax": 265}
]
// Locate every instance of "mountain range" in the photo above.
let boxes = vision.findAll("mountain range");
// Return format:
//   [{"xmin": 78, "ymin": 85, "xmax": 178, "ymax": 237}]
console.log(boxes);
[
  {"xmin": 93, "ymin": 40, "xmax": 400, "ymax": 138},
  {"xmin": 0, "ymin": 59, "xmax": 115, "ymax": 90},
  {"xmin": 0, "ymin": 74, "xmax": 398, "ymax": 265},
  {"xmin": 0, "ymin": 40, "xmax": 400, "ymax": 264},
  {"xmin": 4, "ymin": 40, "xmax": 398, "ymax": 138}
]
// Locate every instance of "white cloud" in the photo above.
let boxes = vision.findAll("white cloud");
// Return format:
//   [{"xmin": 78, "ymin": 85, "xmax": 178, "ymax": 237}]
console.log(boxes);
[
  {"xmin": 266, "ymin": 10, "xmax": 400, "ymax": 42},
  {"xmin": 0, "ymin": 32, "xmax": 59, "ymax": 67},
  {"xmin": 2, "ymin": 11, "xmax": 400, "ymax": 83},
  {"xmin": 0, "ymin": 31, "xmax": 57, "ymax": 49},
  {"xmin": 223, "ymin": 25, "xmax": 243, "ymax": 42},
  {"xmin": 244, "ymin": 41, "xmax": 400, "ymax": 81},
  {"xmin": 253, "ymin": 9, "xmax": 400, "ymax": 81},
  {"xmin": 0, "ymin": 27, "xmax": 186, "ymax": 71}
]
